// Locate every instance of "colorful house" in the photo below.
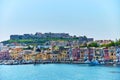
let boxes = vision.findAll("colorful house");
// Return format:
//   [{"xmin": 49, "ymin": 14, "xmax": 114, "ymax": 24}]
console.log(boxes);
[
  {"xmin": 116, "ymin": 48, "xmax": 120, "ymax": 62},
  {"xmin": 68, "ymin": 48, "xmax": 73, "ymax": 60},
  {"xmin": 73, "ymin": 48, "xmax": 81, "ymax": 61},
  {"xmin": 22, "ymin": 50, "xmax": 33, "ymax": 61},
  {"xmin": 103, "ymin": 48, "xmax": 110, "ymax": 61},
  {"xmin": 95, "ymin": 48, "xmax": 104, "ymax": 60},
  {"xmin": 9, "ymin": 48, "xmax": 23, "ymax": 60},
  {"xmin": 0, "ymin": 50, "xmax": 11, "ymax": 60},
  {"xmin": 60, "ymin": 50, "xmax": 69, "ymax": 61},
  {"xmin": 83, "ymin": 48, "xmax": 89, "ymax": 61},
  {"xmin": 88, "ymin": 48, "xmax": 95, "ymax": 61},
  {"xmin": 109, "ymin": 47, "xmax": 116, "ymax": 61},
  {"xmin": 79, "ymin": 48, "xmax": 88, "ymax": 62}
]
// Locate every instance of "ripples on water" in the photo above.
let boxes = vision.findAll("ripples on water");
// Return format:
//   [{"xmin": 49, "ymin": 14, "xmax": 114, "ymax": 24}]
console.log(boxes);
[
  {"xmin": 0, "ymin": 64, "xmax": 120, "ymax": 80},
  {"xmin": 110, "ymin": 71, "xmax": 120, "ymax": 74}
]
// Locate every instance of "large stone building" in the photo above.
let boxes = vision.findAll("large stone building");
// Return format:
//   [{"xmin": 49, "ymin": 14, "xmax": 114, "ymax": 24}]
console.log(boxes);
[
  {"xmin": 10, "ymin": 32, "xmax": 71, "ymax": 40},
  {"xmin": 10, "ymin": 32, "xmax": 94, "ymax": 43}
]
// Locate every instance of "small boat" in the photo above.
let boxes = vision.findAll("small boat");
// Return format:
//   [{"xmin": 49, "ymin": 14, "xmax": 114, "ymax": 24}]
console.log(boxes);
[
  {"xmin": 89, "ymin": 60, "xmax": 99, "ymax": 66},
  {"xmin": 84, "ymin": 60, "xmax": 90, "ymax": 64}
]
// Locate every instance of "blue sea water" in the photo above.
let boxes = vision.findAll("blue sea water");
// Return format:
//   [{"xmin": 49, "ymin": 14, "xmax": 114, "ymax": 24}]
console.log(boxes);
[{"xmin": 0, "ymin": 64, "xmax": 120, "ymax": 80}]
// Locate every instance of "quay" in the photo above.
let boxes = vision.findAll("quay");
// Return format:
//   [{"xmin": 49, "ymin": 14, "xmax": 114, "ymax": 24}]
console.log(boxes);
[{"xmin": 1, "ymin": 60, "xmax": 120, "ymax": 66}]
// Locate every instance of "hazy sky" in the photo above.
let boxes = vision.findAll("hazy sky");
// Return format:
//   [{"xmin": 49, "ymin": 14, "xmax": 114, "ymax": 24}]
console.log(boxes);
[{"xmin": 0, "ymin": 0, "xmax": 120, "ymax": 41}]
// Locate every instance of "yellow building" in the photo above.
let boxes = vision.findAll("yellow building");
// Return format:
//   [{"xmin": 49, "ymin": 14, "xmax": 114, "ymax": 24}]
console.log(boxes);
[
  {"xmin": 22, "ymin": 50, "xmax": 33, "ymax": 61},
  {"xmin": 60, "ymin": 50, "xmax": 68, "ymax": 60},
  {"xmin": 9, "ymin": 48, "xmax": 23, "ymax": 60},
  {"xmin": 34, "ymin": 53, "xmax": 43, "ymax": 60},
  {"xmin": 109, "ymin": 48, "xmax": 116, "ymax": 61}
]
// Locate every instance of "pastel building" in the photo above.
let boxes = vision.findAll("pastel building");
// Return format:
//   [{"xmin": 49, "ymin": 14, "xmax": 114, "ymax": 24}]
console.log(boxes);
[
  {"xmin": 95, "ymin": 48, "xmax": 104, "ymax": 60},
  {"xmin": 116, "ymin": 48, "xmax": 120, "ymax": 62},
  {"xmin": 72, "ymin": 48, "xmax": 80, "ymax": 61},
  {"xmin": 61, "ymin": 50, "xmax": 69, "ymax": 60},
  {"xmin": 9, "ymin": 48, "xmax": 23, "ymax": 60},
  {"xmin": 103, "ymin": 48, "xmax": 110, "ymax": 61},
  {"xmin": 83, "ymin": 48, "xmax": 89, "ymax": 61},
  {"xmin": 0, "ymin": 50, "xmax": 11, "ymax": 60},
  {"xmin": 88, "ymin": 48, "xmax": 95, "ymax": 61},
  {"xmin": 51, "ymin": 53, "xmax": 59, "ymax": 61},
  {"xmin": 109, "ymin": 47, "xmax": 116, "ymax": 61},
  {"xmin": 22, "ymin": 50, "xmax": 33, "ymax": 61},
  {"xmin": 68, "ymin": 48, "xmax": 73, "ymax": 60},
  {"xmin": 0, "ymin": 43, "xmax": 3, "ymax": 51},
  {"xmin": 79, "ymin": 48, "xmax": 88, "ymax": 62}
]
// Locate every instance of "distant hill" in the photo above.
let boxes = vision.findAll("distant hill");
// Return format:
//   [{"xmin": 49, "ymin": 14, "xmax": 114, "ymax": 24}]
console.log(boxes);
[{"xmin": 2, "ymin": 32, "xmax": 94, "ymax": 45}]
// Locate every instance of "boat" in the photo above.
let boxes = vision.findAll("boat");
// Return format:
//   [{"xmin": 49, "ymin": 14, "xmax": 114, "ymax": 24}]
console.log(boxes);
[
  {"xmin": 84, "ymin": 60, "xmax": 90, "ymax": 64},
  {"xmin": 89, "ymin": 60, "xmax": 99, "ymax": 66}
]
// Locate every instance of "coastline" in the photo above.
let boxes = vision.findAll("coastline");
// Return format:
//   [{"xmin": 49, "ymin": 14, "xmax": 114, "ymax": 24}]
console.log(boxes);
[{"xmin": 1, "ymin": 60, "xmax": 120, "ymax": 66}]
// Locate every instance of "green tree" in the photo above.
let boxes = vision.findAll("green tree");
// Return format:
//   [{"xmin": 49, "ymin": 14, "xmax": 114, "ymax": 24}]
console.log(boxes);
[{"xmin": 88, "ymin": 42, "xmax": 98, "ymax": 47}]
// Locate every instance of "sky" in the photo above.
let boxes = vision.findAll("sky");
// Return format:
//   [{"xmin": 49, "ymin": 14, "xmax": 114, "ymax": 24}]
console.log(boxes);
[{"xmin": 0, "ymin": 0, "xmax": 120, "ymax": 41}]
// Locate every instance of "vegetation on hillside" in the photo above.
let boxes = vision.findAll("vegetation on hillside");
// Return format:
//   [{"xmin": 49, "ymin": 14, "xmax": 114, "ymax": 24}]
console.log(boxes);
[
  {"xmin": 2, "ymin": 38, "xmax": 120, "ymax": 48},
  {"xmin": 2, "ymin": 38, "xmax": 79, "ymax": 45}
]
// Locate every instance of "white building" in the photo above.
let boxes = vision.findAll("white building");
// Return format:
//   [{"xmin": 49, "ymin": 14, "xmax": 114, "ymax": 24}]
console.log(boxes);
[
  {"xmin": 116, "ymin": 48, "xmax": 120, "ymax": 62},
  {"xmin": 0, "ymin": 43, "xmax": 3, "ymax": 51}
]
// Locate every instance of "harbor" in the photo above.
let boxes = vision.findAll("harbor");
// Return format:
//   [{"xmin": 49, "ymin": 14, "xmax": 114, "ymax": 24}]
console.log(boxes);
[
  {"xmin": 0, "ymin": 64, "xmax": 120, "ymax": 80},
  {"xmin": 0, "ymin": 41, "xmax": 120, "ymax": 66},
  {"xmin": 0, "ymin": 0, "xmax": 120, "ymax": 80},
  {"xmin": 0, "ymin": 60, "xmax": 120, "ymax": 66}
]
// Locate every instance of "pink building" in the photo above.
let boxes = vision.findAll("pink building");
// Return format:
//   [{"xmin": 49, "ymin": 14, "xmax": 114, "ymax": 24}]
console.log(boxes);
[
  {"xmin": 0, "ymin": 50, "xmax": 11, "ymax": 60},
  {"xmin": 72, "ymin": 48, "xmax": 80, "ymax": 61},
  {"xmin": 103, "ymin": 48, "xmax": 109, "ymax": 61},
  {"xmin": 88, "ymin": 48, "xmax": 95, "ymax": 61}
]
